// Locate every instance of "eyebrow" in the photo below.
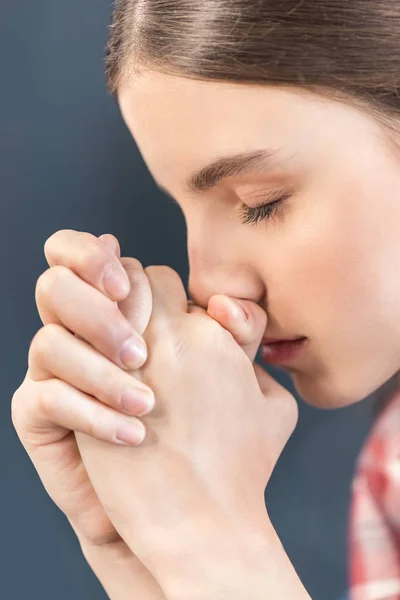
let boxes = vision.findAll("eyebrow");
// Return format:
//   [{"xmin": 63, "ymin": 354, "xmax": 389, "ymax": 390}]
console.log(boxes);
[{"xmin": 157, "ymin": 148, "xmax": 286, "ymax": 201}]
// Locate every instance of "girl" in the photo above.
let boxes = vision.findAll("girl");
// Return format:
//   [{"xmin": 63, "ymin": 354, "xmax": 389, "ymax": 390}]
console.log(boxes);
[{"xmin": 12, "ymin": 2, "xmax": 400, "ymax": 598}]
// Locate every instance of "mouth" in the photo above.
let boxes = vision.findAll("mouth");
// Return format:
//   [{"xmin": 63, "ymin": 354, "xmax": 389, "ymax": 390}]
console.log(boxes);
[
  {"xmin": 260, "ymin": 336, "xmax": 308, "ymax": 366},
  {"xmin": 262, "ymin": 335, "xmax": 306, "ymax": 345}
]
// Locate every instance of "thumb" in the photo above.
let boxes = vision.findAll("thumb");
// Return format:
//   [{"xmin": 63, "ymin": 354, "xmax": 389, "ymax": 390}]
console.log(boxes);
[
  {"xmin": 208, "ymin": 295, "xmax": 299, "ymax": 447},
  {"xmin": 207, "ymin": 295, "xmax": 267, "ymax": 363}
]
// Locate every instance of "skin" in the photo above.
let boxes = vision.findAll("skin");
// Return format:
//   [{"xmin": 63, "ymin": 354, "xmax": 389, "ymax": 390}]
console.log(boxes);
[
  {"xmin": 118, "ymin": 69, "xmax": 400, "ymax": 409},
  {"xmin": 74, "ymin": 263, "xmax": 308, "ymax": 599},
  {"xmin": 13, "ymin": 231, "xmax": 302, "ymax": 598}
]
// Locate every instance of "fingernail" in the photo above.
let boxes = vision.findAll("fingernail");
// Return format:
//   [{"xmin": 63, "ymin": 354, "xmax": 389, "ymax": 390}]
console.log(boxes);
[
  {"xmin": 121, "ymin": 386, "xmax": 155, "ymax": 416},
  {"xmin": 102, "ymin": 263, "xmax": 130, "ymax": 298},
  {"xmin": 224, "ymin": 297, "xmax": 245, "ymax": 320},
  {"xmin": 115, "ymin": 421, "xmax": 146, "ymax": 445},
  {"xmin": 120, "ymin": 335, "xmax": 148, "ymax": 369}
]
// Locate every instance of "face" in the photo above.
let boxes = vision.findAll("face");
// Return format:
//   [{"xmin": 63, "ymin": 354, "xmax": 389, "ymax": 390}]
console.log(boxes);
[{"xmin": 118, "ymin": 70, "xmax": 400, "ymax": 408}]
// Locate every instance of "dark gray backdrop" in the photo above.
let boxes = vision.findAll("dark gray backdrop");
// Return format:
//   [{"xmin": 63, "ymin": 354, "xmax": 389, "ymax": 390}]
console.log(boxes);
[{"xmin": 2, "ymin": 1, "xmax": 376, "ymax": 598}]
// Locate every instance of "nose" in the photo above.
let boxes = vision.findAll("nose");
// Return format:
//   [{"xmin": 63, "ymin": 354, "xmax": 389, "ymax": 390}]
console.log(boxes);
[{"xmin": 187, "ymin": 240, "xmax": 266, "ymax": 311}]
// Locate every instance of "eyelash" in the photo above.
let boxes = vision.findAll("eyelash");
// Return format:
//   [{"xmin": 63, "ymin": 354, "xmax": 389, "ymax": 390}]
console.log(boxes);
[{"xmin": 238, "ymin": 191, "xmax": 291, "ymax": 226}]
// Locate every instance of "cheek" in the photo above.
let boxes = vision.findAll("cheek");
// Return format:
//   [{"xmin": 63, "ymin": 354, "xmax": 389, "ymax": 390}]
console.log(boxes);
[
  {"xmin": 309, "ymin": 183, "xmax": 400, "ymax": 351},
  {"xmin": 270, "ymin": 191, "xmax": 369, "ymax": 335},
  {"xmin": 278, "ymin": 184, "xmax": 400, "ymax": 405},
  {"xmin": 289, "ymin": 233, "xmax": 369, "ymax": 349}
]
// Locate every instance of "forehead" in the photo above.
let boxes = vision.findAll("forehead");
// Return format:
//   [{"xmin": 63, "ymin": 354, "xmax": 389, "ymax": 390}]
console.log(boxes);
[{"xmin": 117, "ymin": 70, "xmax": 340, "ymax": 191}]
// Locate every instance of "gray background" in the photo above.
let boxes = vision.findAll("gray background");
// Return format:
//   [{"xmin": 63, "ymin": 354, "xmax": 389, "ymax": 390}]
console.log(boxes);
[{"xmin": 2, "ymin": 1, "xmax": 376, "ymax": 598}]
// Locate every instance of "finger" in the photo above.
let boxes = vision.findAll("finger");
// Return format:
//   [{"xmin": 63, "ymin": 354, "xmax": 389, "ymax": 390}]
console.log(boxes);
[
  {"xmin": 207, "ymin": 297, "xmax": 298, "ymax": 440},
  {"xmin": 118, "ymin": 257, "xmax": 153, "ymax": 336},
  {"xmin": 36, "ymin": 266, "xmax": 148, "ymax": 371},
  {"xmin": 206, "ymin": 295, "xmax": 267, "ymax": 363},
  {"xmin": 28, "ymin": 324, "xmax": 155, "ymax": 417},
  {"xmin": 143, "ymin": 265, "xmax": 188, "ymax": 330},
  {"xmin": 97, "ymin": 236, "xmax": 154, "ymax": 336},
  {"xmin": 44, "ymin": 229, "xmax": 130, "ymax": 301},
  {"xmin": 98, "ymin": 233, "xmax": 121, "ymax": 258},
  {"xmin": 12, "ymin": 376, "xmax": 147, "ymax": 448},
  {"xmin": 11, "ymin": 374, "xmax": 122, "ymax": 546}
]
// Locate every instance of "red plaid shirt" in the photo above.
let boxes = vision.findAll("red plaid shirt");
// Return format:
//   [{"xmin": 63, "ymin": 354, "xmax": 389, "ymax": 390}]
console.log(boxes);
[{"xmin": 349, "ymin": 380, "xmax": 400, "ymax": 600}]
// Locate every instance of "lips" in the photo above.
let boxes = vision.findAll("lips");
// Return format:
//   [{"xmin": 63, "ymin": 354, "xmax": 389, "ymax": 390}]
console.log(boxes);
[
  {"xmin": 261, "ymin": 335, "xmax": 306, "ymax": 345},
  {"xmin": 260, "ymin": 337, "xmax": 308, "ymax": 365}
]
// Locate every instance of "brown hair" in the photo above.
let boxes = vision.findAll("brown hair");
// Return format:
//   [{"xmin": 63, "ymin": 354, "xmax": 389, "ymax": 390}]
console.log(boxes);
[{"xmin": 105, "ymin": 0, "xmax": 400, "ymax": 140}]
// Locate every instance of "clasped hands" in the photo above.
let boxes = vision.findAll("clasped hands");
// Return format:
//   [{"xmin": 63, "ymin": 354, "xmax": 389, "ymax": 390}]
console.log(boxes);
[{"xmin": 12, "ymin": 230, "xmax": 308, "ymax": 600}]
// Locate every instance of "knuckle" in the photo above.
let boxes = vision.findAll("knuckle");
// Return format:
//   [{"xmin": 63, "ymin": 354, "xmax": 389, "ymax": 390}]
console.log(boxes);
[
  {"xmin": 10, "ymin": 372, "xmax": 34, "ymax": 429},
  {"xmin": 35, "ymin": 267, "xmax": 54, "ymax": 301},
  {"xmin": 86, "ymin": 405, "xmax": 107, "ymax": 440},
  {"xmin": 43, "ymin": 229, "xmax": 70, "ymax": 257},
  {"xmin": 144, "ymin": 264, "xmax": 180, "ymax": 284},
  {"xmin": 102, "ymin": 367, "xmax": 127, "ymax": 408},
  {"xmin": 44, "ymin": 230, "xmax": 113, "ymax": 289},
  {"xmin": 36, "ymin": 379, "xmax": 63, "ymax": 420},
  {"xmin": 78, "ymin": 240, "xmax": 112, "ymax": 285},
  {"xmin": 44, "ymin": 229, "xmax": 89, "ymax": 264},
  {"xmin": 11, "ymin": 388, "xmax": 24, "ymax": 429},
  {"xmin": 29, "ymin": 324, "xmax": 64, "ymax": 364},
  {"xmin": 120, "ymin": 257, "xmax": 144, "ymax": 281},
  {"xmin": 35, "ymin": 265, "xmax": 71, "ymax": 303},
  {"xmin": 144, "ymin": 264, "xmax": 169, "ymax": 276}
]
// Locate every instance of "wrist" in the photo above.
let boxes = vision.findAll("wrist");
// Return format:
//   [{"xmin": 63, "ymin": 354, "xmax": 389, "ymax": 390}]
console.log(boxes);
[{"xmin": 155, "ymin": 515, "xmax": 310, "ymax": 600}]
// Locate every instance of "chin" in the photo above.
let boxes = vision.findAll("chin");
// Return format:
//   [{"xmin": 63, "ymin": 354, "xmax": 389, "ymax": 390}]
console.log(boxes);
[{"xmin": 289, "ymin": 370, "xmax": 380, "ymax": 410}]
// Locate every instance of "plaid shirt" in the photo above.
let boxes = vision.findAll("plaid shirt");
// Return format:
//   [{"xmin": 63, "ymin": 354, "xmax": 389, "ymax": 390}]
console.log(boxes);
[{"xmin": 349, "ymin": 383, "xmax": 400, "ymax": 600}]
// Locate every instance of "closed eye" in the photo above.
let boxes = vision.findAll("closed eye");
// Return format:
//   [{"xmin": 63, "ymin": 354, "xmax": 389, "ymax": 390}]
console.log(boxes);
[{"xmin": 238, "ymin": 190, "xmax": 292, "ymax": 225}]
